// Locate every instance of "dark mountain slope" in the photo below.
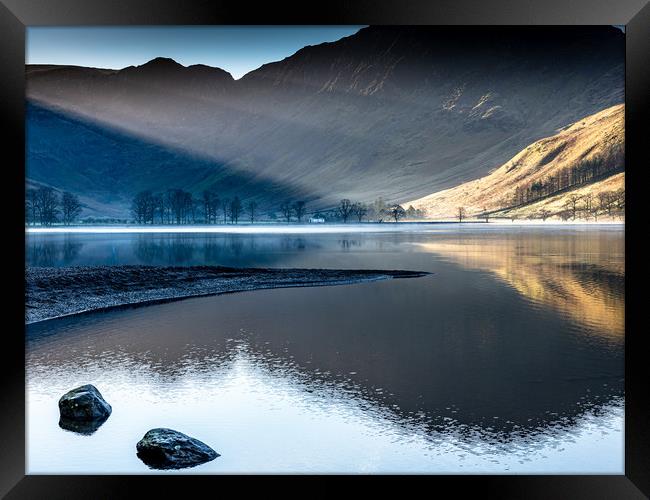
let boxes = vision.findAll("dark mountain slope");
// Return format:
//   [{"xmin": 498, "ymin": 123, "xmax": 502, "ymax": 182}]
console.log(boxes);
[{"xmin": 26, "ymin": 102, "xmax": 309, "ymax": 217}]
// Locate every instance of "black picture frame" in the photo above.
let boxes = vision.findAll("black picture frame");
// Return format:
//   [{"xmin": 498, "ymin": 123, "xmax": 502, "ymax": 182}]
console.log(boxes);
[{"xmin": 2, "ymin": 0, "xmax": 647, "ymax": 497}]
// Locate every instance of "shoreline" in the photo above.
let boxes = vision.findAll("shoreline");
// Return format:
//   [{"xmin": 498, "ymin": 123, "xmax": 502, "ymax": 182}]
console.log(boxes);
[
  {"xmin": 25, "ymin": 220, "xmax": 624, "ymax": 235},
  {"xmin": 26, "ymin": 265, "xmax": 428, "ymax": 325}
]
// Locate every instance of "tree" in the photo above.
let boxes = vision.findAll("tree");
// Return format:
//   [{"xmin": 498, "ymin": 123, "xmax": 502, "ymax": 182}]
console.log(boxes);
[
  {"xmin": 564, "ymin": 193, "xmax": 582, "ymax": 220},
  {"xmin": 280, "ymin": 200, "xmax": 293, "ymax": 223},
  {"xmin": 202, "ymin": 189, "xmax": 219, "ymax": 224},
  {"xmin": 166, "ymin": 189, "xmax": 192, "ymax": 224},
  {"xmin": 61, "ymin": 192, "xmax": 82, "ymax": 225},
  {"xmin": 190, "ymin": 196, "xmax": 200, "ymax": 224},
  {"xmin": 131, "ymin": 190, "xmax": 155, "ymax": 224},
  {"xmin": 369, "ymin": 197, "xmax": 387, "ymax": 222},
  {"xmin": 457, "ymin": 206, "xmax": 467, "ymax": 222},
  {"xmin": 230, "ymin": 196, "xmax": 242, "ymax": 224},
  {"xmin": 153, "ymin": 193, "xmax": 165, "ymax": 224},
  {"xmin": 598, "ymin": 191, "xmax": 615, "ymax": 217},
  {"xmin": 221, "ymin": 198, "xmax": 230, "ymax": 224},
  {"xmin": 539, "ymin": 209, "xmax": 551, "ymax": 221},
  {"xmin": 163, "ymin": 190, "xmax": 174, "ymax": 224},
  {"xmin": 25, "ymin": 196, "xmax": 32, "ymax": 226},
  {"xmin": 26, "ymin": 188, "xmax": 39, "ymax": 225},
  {"xmin": 338, "ymin": 199, "xmax": 354, "ymax": 223},
  {"xmin": 351, "ymin": 202, "xmax": 368, "ymax": 222},
  {"xmin": 293, "ymin": 200, "xmax": 307, "ymax": 222},
  {"xmin": 32, "ymin": 187, "xmax": 60, "ymax": 226},
  {"xmin": 614, "ymin": 188, "xmax": 625, "ymax": 215},
  {"xmin": 246, "ymin": 200, "xmax": 258, "ymax": 223},
  {"xmin": 581, "ymin": 193, "xmax": 594, "ymax": 220},
  {"xmin": 388, "ymin": 204, "xmax": 406, "ymax": 222}
]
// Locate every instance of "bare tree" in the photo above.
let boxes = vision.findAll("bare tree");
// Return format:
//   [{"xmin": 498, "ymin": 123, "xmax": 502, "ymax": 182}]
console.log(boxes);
[
  {"xmin": 369, "ymin": 197, "xmax": 387, "ymax": 222},
  {"xmin": 25, "ymin": 196, "xmax": 32, "ymax": 226},
  {"xmin": 221, "ymin": 198, "xmax": 230, "ymax": 224},
  {"xmin": 581, "ymin": 193, "xmax": 594, "ymax": 220},
  {"xmin": 131, "ymin": 190, "xmax": 155, "ymax": 224},
  {"xmin": 34, "ymin": 187, "xmax": 60, "ymax": 226},
  {"xmin": 61, "ymin": 192, "xmax": 82, "ymax": 225},
  {"xmin": 614, "ymin": 188, "xmax": 625, "ymax": 216},
  {"xmin": 351, "ymin": 202, "xmax": 368, "ymax": 222},
  {"xmin": 280, "ymin": 200, "xmax": 293, "ymax": 223},
  {"xmin": 230, "ymin": 196, "xmax": 242, "ymax": 224},
  {"xmin": 166, "ymin": 189, "xmax": 192, "ymax": 224},
  {"xmin": 598, "ymin": 191, "xmax": 615, "ymax": 217},
  {"xmin": 202, "ymin": 189, "xmax": 219, "ymax": 224},
  {"xmin": 388, "ymin": 204, "xmax": 406, "ymax": 222},
  {"xmin": 26, "ymin": 188, "xmax": 39, "ymax": 226},
  {"xmin": 293, "ymin": 201, "xmax": 307, "ymax": 222},
  {"xmin": 246, "ymin": 200, "xmax": 258, "ymax": 223},
  {"xmin": 564, "ymin": 193, "xmax": 582, "ymax": 220},
  {"xmin": 191, "ymin": 196, "xmax": 200, "ymax": 224},
  {"xmin": 457, "ymin": 206, "xmax": 467, "ymax": 222},
  {"xmin": 153, "ymin": 193, "xmax": 165, "ymax": 224},
  {"xmin": 338, "ymin": 199, "xmax": 354, "ymax": 223},
  {"xmin": 164, "ymin": 190, "xmax": 174, "ymax": 224}
]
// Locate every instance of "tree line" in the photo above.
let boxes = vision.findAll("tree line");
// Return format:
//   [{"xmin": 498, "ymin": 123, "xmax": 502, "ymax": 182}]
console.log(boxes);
[
  {"xmin": 316, "ymin": 197, "xmax": 426, "ymax": 223},
  {"xmin": 477, "ymin": 187, "xmax": 625, "ymax": 222},
  {"xmin": 131, "ymin": 189, "xmax": 268, "ymax": 225},
  {"xmin": 450, "ymin": 187, "xmax": 624, "ymax": 223},
  {"xmin": 26, "ymin": 187, "xmax": 82, "ymax": 226},
  {"xmin": 555, "ymin": 188, "xmax": 625, "ymax": 221},
  {"xmin": 131, "ymin": 190, "xmax": 427, "ymax": 224},
  {"xmin": 505, "ymin": 148, "xmax": 623, "ymax": 209}
]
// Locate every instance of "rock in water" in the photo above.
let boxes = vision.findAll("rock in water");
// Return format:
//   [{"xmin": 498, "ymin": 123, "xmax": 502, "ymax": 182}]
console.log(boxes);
[
  {"xmin": 136, "ymin": 428, "xmax": 220, "ymax": 469},
  {"xmin": 58, "ymin": 384, "xmax": 112, "ymax": 423},
  {"xmin": 59, "ymin": 417, "xmax": 108, "ymax": 436}
]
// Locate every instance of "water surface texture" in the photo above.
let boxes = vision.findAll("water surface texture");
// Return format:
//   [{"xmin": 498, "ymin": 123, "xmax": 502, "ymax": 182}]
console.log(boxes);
[{"xmin": 26, "ymin": 225, "xmax": 624, "ymax": 473}]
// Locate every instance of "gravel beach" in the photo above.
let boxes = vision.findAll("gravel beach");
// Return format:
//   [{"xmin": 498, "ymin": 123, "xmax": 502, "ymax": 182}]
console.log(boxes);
[{"xmin": 26, "ymin": 265, "xmax": 428, "ymax": 324}]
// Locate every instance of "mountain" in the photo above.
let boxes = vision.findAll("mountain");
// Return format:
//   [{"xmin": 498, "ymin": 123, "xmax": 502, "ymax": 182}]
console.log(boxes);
[
  {"xmin": 407, "ymin": 104, "xmax": 625, "ymax": 219},
  {"xmin": 26, "ymin": 26, "xmax": 624, "ymax": 216}
]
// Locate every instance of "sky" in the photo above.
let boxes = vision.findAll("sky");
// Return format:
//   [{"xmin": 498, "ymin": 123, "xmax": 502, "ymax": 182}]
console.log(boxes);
[{"xmin": 26, "ymin": 26, "xmax": 365, "ymax": 79}]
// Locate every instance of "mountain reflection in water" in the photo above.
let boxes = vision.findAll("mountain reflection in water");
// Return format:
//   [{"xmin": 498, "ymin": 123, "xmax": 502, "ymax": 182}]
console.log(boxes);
[
  {"xmin": 414, "ymin": 233, "xmax": 624, "ymax": 340},
  {"xmin": 26, "ymin": 226, "xmax": 624, "ymax": 473}
]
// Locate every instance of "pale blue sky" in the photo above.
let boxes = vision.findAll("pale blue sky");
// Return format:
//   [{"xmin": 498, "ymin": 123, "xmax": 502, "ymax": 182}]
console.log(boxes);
[{"xmin": 26, "ymin": 26, "xmax": 365, "ymax": 79}]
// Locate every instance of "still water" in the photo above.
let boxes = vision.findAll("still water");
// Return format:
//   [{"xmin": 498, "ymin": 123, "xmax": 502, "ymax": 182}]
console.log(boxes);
[{"xmin": 26, "ymin": 224, "xmax": 625, "ymax": 473}]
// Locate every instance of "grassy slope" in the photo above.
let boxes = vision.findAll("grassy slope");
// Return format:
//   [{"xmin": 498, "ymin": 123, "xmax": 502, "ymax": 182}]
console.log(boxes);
[{"xmin": 407, "ymin": 104, "xmax": 624, "ymax": 220}]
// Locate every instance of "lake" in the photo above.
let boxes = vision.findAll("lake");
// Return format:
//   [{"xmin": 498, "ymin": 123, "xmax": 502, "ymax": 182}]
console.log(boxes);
[{"xmin": 25, "ymin": 224, "xmax": 625, "ymax": 473}]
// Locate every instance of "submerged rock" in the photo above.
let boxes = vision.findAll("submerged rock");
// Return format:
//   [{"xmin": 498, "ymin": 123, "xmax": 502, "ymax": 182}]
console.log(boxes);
[
  {"xmin": 136, "ymin": 428, "xmax": 219, "ymax": 469},
  {"xmin": 58, "ymin": 384, "xmax": 112, "ymax": 424}
]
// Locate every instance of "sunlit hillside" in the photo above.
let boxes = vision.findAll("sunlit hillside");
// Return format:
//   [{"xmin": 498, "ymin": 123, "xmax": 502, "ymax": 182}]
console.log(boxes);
[{"xmin": 408, "ymin": 104, "xmax": 624, "ymax": 220}]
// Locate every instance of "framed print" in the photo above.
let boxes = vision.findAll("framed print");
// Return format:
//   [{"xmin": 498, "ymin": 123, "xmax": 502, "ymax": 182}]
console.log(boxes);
[{"xmin": 1, "ymin": 0, "xmax": 648, "ymax": 497}]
